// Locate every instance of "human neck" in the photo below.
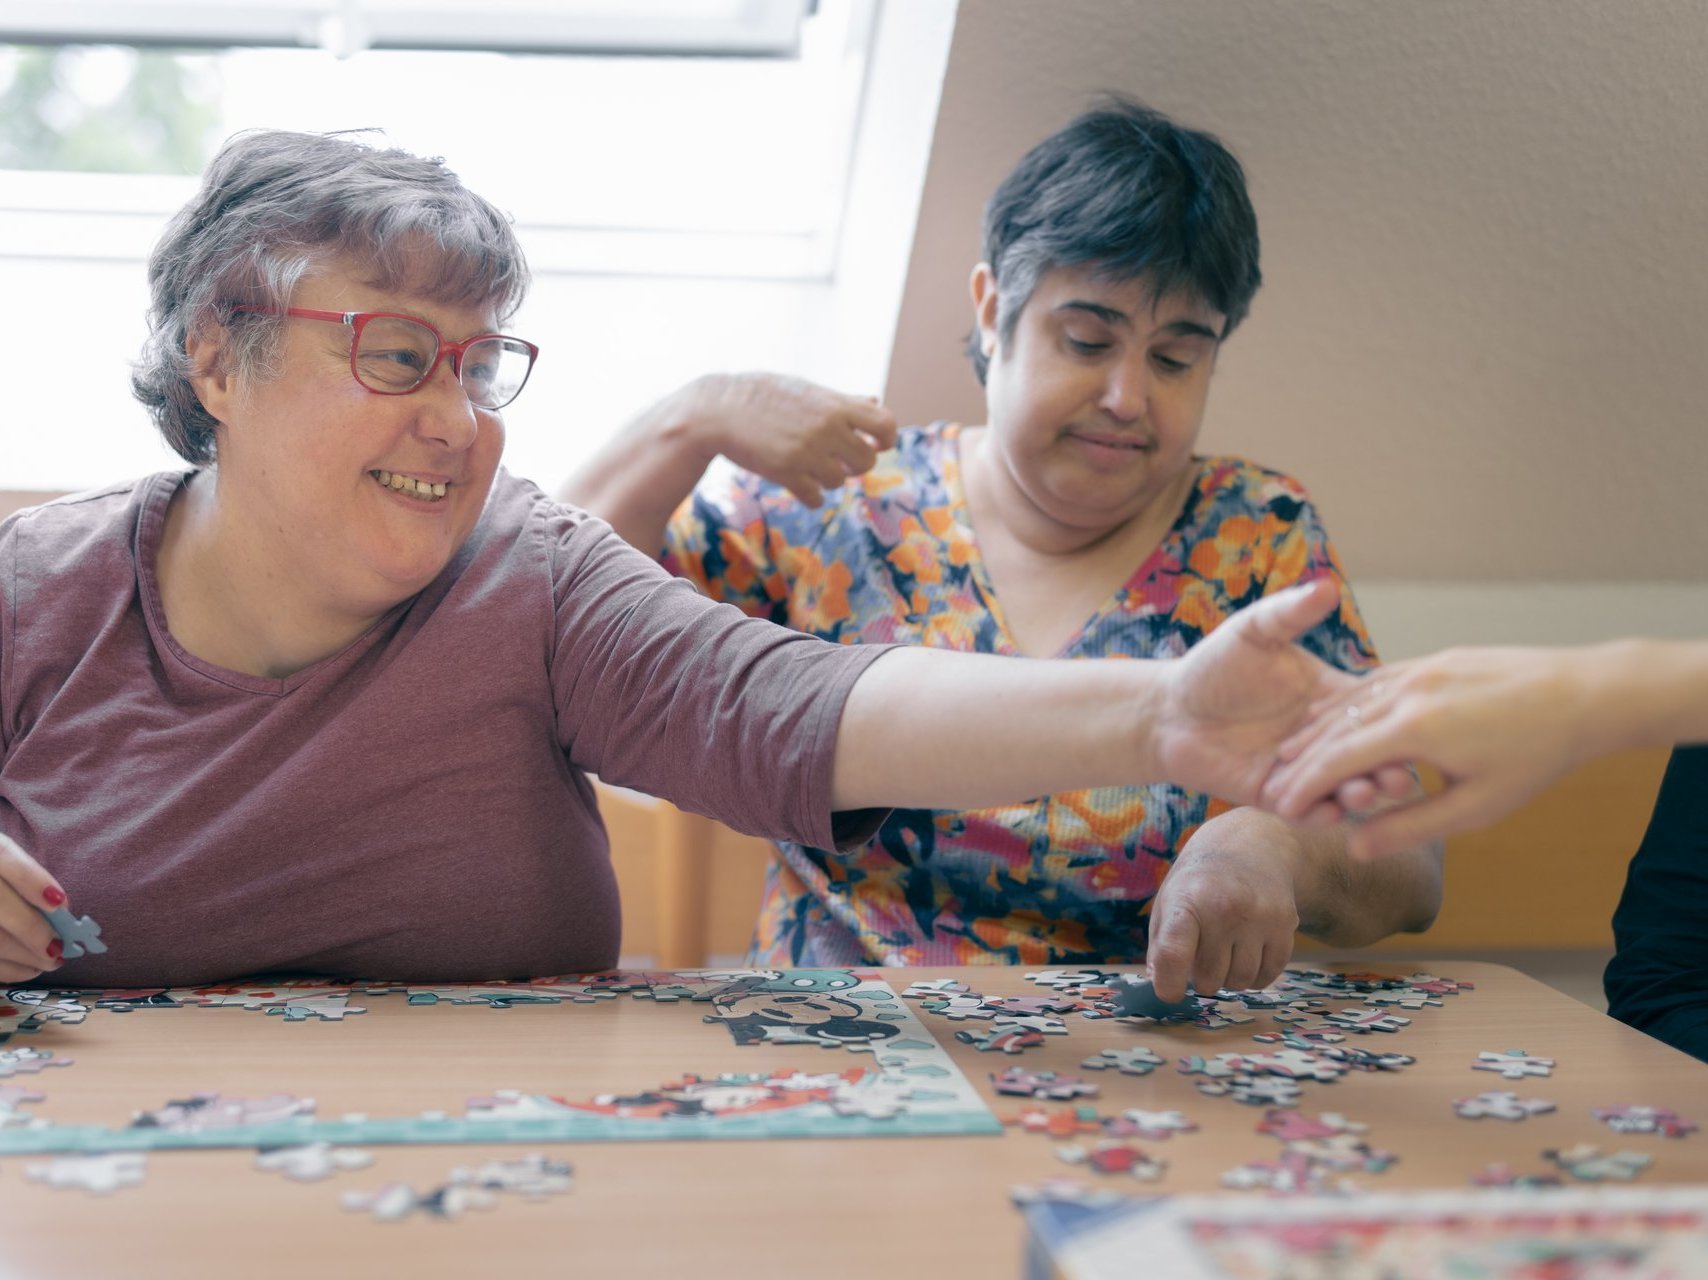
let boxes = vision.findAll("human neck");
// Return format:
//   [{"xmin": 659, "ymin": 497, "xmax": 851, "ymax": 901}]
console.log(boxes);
[{"xmin": 158, "ymin": 471, "xmax": 386, "ymax": 679}]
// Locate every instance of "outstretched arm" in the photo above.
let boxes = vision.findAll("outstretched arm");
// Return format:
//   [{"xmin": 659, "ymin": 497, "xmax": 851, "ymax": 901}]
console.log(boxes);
[
  {"xmin": 1261, "ymin": 639, "xmax": 1708, "ymax": 859},
  {"xmin": 831, "ymin": 579, "xmax": 1359, "ymax": 811},
  {"xmin": 560, "ymin": 372, "xmax": 897, "ymax": 554}
]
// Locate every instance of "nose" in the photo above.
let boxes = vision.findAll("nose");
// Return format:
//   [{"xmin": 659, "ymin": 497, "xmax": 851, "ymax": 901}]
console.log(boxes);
[
  {"xmin": 415, "ymin": 355, "xmax": 481, "ymax": 451},
  {"xmin": 1099, "ymin": 354, "xmax": 1149, "ymax": 423}
]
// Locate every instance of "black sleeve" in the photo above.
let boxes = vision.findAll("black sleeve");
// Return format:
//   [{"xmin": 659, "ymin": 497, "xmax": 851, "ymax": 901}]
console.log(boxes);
[{"xmin": 1604, "ymin": 745, "xmax": 1708, "ymax": 1063}]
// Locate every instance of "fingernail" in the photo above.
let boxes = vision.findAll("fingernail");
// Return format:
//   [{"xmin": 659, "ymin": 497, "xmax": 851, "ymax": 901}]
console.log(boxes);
[
  {"xmin": 47, "ymin": 938, "xmax": 63, "ymax": 961},
  {"xmin": 42, "ymin": 885, "xmax": 67, "ymax": 908}
]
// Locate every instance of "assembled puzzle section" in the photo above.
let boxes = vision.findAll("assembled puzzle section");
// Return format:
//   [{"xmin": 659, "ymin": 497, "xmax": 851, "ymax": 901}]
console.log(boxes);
[{"xmin": 0, "ymin": 969, "xmax": 1001, "ymax": 1155}]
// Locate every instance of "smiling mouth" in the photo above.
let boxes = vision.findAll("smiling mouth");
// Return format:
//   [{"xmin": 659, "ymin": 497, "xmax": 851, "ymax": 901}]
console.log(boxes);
[{"xmin": 371, "ymin": 470, "xmax": 448, "ymax": 502}]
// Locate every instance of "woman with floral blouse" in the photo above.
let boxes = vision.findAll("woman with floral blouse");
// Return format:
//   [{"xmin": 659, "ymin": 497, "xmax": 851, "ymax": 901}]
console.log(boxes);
[{"xmin": 566, "ymin": 96, "xmax": 1442, "ymax": 998}]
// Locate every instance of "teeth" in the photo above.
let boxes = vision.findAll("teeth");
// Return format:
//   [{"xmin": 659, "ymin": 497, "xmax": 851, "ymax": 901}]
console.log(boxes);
[{"xmin": 370, "ymin": 470, "xmax": 447, "ymax": 502}]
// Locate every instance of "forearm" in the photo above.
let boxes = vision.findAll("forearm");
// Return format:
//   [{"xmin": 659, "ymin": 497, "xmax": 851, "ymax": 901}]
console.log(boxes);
[
  {"xmin": 1576, "ymin": 639, "xmax": 1708, "ymax": 755},
  {"xmin": 831, "ymin": 648, "xmax": 1161, "ymax": 811},
  {"xmin": 1288, "ymin": 817, "xmax": 1443, "ymax": 945},
  {"xmin": 558, "ymin": 377, "xmax": 721, "ymax": 553}
]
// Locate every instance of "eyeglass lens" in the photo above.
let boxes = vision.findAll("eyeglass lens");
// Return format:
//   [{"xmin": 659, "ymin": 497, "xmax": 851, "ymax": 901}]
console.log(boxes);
[{"xmin": 353, "ymin": 315, "xmax": 532, "ymax": 408}]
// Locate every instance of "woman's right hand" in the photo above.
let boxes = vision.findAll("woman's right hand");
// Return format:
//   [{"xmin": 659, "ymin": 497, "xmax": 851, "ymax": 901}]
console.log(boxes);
[
  {"xmin": 1, "ymin": 832, "xmax": 68, "ymax": 982},
  {"xmin": 686, "ymin": 372, "xmax": 898, "ymax": 508},
  {"xmin": 1261, "ymin": 647, "xmax": 1599, "ymax": 858},
  {"xmin": 561, "ymin": 371, "xmax": 897, "ymax": 555}
]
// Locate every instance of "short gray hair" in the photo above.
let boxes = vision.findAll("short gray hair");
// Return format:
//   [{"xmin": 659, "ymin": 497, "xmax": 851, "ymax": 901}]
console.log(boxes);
[{"xmin": 132, "ymin": 129, "xmax": 530, "ymax": 465}]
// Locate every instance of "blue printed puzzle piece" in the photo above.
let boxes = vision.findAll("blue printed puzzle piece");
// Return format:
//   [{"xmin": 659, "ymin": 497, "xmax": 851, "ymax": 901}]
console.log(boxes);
[{"xmin": 42, "ymin": 906, "xmax": 107, "ymax": 960}]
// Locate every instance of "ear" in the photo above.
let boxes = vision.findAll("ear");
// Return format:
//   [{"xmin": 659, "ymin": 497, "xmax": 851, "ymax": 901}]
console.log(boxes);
[
  {"xmin": 185, "ymin": 327, "xmax": 238, "ymax": 424},
  {"xmin": 969, "ymin": 262, "xmax": 999, "ymax": 358}
]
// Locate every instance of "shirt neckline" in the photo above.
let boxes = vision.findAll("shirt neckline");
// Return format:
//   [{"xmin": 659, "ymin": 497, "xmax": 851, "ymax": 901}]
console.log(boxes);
[
  {"xmin": 938, "ymin": 424, "xmax": 1206, "ymax": 659},
  {"xmin": 132, "ymin": 471, "xmax": 399, "ymax": 697}
]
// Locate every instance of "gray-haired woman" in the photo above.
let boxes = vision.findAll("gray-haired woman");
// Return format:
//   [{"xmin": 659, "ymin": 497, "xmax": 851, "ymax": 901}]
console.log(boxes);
[{"xmin": 1, "ymin": 128, "xmax": 1365, "ymax": 989}]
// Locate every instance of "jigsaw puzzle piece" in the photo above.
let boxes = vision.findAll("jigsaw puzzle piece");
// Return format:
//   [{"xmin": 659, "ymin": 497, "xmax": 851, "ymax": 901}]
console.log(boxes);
[
  {"xmin": 40, "ymin": 906, "xmax": 107, "ymax": 959},
  {"xmin": 26, "ymin": 1152, "xmax": 145, "ymax": 1194},
  {"xmin": 255, "ymin": 1142, "xmax": 374, "ymax": 1181}
]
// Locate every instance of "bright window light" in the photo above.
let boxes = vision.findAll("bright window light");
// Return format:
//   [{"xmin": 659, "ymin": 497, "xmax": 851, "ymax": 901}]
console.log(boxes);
[{"xmin": 0, "ymin": 1, "xmax": 892, "ymax": 494}]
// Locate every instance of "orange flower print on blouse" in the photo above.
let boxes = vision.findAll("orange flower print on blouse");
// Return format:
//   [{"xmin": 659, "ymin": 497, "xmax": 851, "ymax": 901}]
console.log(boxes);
[{"xmin": 663, "ymin": 425, "xmax": 1379, "ymax": 966}]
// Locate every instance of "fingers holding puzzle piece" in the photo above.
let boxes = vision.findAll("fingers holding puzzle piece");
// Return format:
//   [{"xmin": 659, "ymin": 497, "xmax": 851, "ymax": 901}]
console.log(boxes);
[{"xmin": 41, "ymin": 905, "xmax": 107, "ymax": 960}]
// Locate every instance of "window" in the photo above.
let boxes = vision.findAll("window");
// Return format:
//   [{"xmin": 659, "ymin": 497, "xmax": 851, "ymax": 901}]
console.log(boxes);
[{"xmin": 0, "ymin": 0, "xmax": 934, "ymax": 493}]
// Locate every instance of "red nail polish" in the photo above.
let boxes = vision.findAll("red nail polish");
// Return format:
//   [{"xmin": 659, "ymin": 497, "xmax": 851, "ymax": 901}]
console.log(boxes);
[
  {"xmin": 42, "ymin": 885, "xmax": 67, "ymax": 908},
  {"xmin": 47, "ymin": 938, "xmax": 63, "ymax": 960}
]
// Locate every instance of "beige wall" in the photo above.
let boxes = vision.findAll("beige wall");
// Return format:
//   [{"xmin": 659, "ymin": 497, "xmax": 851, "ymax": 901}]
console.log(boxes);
[{"xmin": 884, "ymin": 0, "xmax": 1708, "ymax": 602}]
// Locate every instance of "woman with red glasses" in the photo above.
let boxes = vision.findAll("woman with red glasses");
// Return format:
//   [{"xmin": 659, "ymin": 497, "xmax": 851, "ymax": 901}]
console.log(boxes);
[{"xmin": 1, "ymin": 128, "xmax": 1362, "ymax": 989}]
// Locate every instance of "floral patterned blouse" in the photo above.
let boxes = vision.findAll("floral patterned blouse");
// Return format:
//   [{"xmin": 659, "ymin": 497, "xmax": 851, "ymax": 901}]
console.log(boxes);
[{"xmin": 661, "ymin": 423, "xmax": 1378, "ymax": 966}]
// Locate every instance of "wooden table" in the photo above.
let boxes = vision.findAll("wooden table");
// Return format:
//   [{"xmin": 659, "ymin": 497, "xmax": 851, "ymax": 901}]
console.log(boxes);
[{"xmin": 1, "ymin": 961, "xmax": 1704, "ymax": 1278}]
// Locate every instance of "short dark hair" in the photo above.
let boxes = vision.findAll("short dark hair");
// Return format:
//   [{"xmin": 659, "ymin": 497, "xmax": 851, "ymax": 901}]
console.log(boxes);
[
  {"xmin": 132, "ymin": 129, "xmax": 529, "ymax": 465},
  {"xmin": 966, "ymin": 94, "xmax": 1261, "ymax": 384}
]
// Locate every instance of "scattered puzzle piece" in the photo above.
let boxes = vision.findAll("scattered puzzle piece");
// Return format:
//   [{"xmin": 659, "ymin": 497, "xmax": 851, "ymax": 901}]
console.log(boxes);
[
  {"xmin": 1542, "ymin": 1143, "xmax": 1652, "ymax": 1182},
  {"xmin": 342, "ymin": 1181, "xmax": 496, "ymax": 1221},
  {"xmin": 131, "ymin": 1091, "xmax": 315, "ymax": 1131},
  {"xmin": 991, "ymin": 1067, "xmax": 1098, "ymax": 1101},
  {"xmin": 1194, "ymin": 1075, "xmax": 1303, "ymax": 1107},
  {"xmin": 1191, "ymin": 1000, "xmax": 1257, "ymax": 1031},
  {"xmin": 1472, "ymin": 1049, "xmax": 1556, "ymax": 1080},
  {"xmin": 1101, "ymin": 1108, "xmax": 1196, "ymax": 1140},
  {"xmin": 1080, "ymin": 1047, "xmax": 1164, "ymax": 1076},
  {"xmin": 919, "ymin": 993, "xmax": 1001, "ymax": 1021},
  {"xmin": 1220, "ymin": 1151, "xmax": 1326, "ymax": 1195},
  {"xmin": 1593, "ymin": 1104, "xmax": 1699, "ymax": 1138},
  {"xmin": 1088, "ymin": 1142, "xmax": 1165, "ymax": 1181},
  {"xmin": 255, "ymin": 1142, "xmax": 375, "ymax": 1181},
  {"xmin": 954, "ymin": 1026, "xmax": 1045, "ymax": 1055},
  {"xmin": 1025, "ymin": 969, "xmax": 1122, "ymax": 991},
  {"xmin": 1321, "ymin": 1008, "xmax": 1411, "ymax": 1035},
  {"xmin": 900, "ymin": 979, "xmax": 969, "ymax": 998},
  {"xmin": 1256, "ymin": 1109, "xmax": 1367, "ymax": 1143},
  {"xmin": 454, "ymin": 1153, "xmax": 573, "ymax": 1198},
  {"xmin": 0, "ymin": 1082, "xmax": 46, "ymax": 1130},
  {"xmin": 26, "ymin": 1152, "xmax": 145, "ymax": 1194},
  {"xmin": 1362, "ymin": 988, "xmax": 1443, "ymax": 1009},
  {"xmin": 1452, "ymin": 1090, "xmax": 1556, "ymax": 1121},
  {"xmin": 1469, "ymin": 1162, "xmax": 1563, "ymax": 1189},
  {"xmin": 1002, "ymin": 1103, "xmax": 1104, "ymax": 1139},
  {"xmin": 1008, "ymin": 1177, "xmax": 1126, "ymax": 1208},
  {"xmin": 0, "ymin": 1047, "xmax": 73, "ymax": 1077},
  {"xmin": 990, "ymin": 1013, "xmax": 1068, "ymax": 1036},
  {"xmin": 342, "ymin": 1153, "xmax": 572, "ymax": 1220},
  {"xmin": 1318, "ymin": 1045, "xmax": 1414, "ymax": 1073}
]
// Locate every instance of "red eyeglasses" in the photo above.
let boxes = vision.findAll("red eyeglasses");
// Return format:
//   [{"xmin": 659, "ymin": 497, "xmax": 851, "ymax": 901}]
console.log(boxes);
[{"xmin": 235, "ymin": 306, "xmax": 539, "ymax": 409}]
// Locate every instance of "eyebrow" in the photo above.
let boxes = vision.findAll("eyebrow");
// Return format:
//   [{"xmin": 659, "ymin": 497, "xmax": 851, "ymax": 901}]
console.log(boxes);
[{"xmin": 1056, "ymin": 300, "xmax": 1221, "ymax": 341}]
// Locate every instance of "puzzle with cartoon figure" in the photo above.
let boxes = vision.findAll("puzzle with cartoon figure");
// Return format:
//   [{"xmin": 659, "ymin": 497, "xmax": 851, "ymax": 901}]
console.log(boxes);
[{"xmin": 0, "ymin": 970, "xmax": 1002, "ymax": 1155}]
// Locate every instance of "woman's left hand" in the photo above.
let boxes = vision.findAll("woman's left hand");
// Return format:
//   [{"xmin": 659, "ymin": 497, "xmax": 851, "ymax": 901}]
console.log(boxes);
[
  {"xmin": 1143, "ymin": 808, "xmax": 1303, "ymax": 1002},
  {"xmin": 1150, "ymin": 579, "xmax": 1361, "ymax": 805}
]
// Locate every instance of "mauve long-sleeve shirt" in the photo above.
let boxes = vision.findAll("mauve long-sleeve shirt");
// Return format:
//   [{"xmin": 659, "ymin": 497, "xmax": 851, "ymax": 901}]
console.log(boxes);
[{"xmin": 0, "ymin": 470, "xmax": 888, "ymax": 987}]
